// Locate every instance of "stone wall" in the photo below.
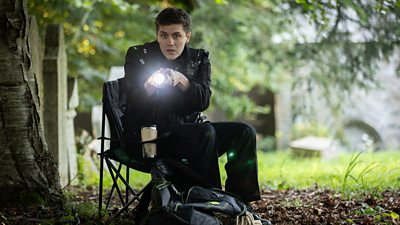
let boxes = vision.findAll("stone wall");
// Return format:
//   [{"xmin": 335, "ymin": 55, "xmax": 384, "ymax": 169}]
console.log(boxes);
[
  {"xmin": 287, "ymin": 48, "xmax": 400, "ymax": 151},
  {"xmin": 342, "ymin": 49, "xmax": 400, "ymax": 150}
]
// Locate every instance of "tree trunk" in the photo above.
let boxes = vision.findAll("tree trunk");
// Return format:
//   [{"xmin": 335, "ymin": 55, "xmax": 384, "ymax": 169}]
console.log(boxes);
[{"xmin": 0, "ymin": 0, "xmax": 62, "ymax": 207}]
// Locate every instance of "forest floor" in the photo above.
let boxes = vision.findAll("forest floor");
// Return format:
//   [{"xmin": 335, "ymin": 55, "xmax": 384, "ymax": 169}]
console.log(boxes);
[
  {"xmin": 1, "ymin": 186, "xmax": 399, "ymax": 225},
  {"xmin": 254, "ymin": 189, "xmax": 399, "ymax": 225}
]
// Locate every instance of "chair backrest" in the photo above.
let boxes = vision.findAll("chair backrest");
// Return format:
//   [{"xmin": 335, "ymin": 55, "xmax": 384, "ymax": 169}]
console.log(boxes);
[
  {"xmin": 102, "ymin": 78, "xmax": 126, "ymax": 150},
  {"xmin": 102, "ymin": 78, "xmax": 154, "ymax": 173},
  {"xmin": 102, "ymin": 77, "xmax": 207, "ymax": 151}
]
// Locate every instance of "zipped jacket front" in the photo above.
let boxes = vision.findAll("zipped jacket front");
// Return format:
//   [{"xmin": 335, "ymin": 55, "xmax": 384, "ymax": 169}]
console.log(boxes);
[{"xmin": 122, "ymin": 41, "xmax": 212, "ymax": 134}]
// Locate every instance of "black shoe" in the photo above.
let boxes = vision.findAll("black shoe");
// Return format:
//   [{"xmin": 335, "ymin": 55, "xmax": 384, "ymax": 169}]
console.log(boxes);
[{"xmin": 246, "ymin": 204, "xmax": 272, "ymax": 225}]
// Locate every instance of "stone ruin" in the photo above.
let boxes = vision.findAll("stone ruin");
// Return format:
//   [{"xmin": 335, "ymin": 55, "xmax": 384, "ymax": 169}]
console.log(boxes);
[
  {"xmin": 29, "ymin": 19, "xmax": 78, "ymax": 187},
  {"xmin": 285, "ymin": 47, "xmax": 400, "ymax": 155}
]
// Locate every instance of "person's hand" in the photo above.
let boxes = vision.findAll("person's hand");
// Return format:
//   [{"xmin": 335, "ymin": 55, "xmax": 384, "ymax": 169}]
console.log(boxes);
[{"xmin": 166, "ymin": 68, "xmax": 190, "ymax": 92}]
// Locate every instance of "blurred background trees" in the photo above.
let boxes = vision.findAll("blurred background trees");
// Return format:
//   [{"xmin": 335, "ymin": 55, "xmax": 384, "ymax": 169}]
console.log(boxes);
[{"xmin": 28, "ymin": 0, "xmax": 399, "ymax": 131}]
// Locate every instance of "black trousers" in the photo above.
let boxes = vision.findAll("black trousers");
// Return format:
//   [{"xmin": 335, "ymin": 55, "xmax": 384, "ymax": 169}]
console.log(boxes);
[{"xmin": 155, "ymin": 122, "xmax": 261, "ymax": 203}]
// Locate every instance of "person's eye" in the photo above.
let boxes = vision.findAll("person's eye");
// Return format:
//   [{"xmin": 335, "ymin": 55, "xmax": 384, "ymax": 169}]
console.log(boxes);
[
  {"xmin": 173, "ymin": 34, "xmax": 181, "ymax": 39},
  {"xmin": 160, "ymin": 33, "xmax": 167, "ymax": 39}
]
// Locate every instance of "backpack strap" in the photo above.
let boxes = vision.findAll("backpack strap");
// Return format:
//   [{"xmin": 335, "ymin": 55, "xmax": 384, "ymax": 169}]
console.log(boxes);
[{"xmin": 155, "ymin": 159, "xmax": 213, "ymax": 191}]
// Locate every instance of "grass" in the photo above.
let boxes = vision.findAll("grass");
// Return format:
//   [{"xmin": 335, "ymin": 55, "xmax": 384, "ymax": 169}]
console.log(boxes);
[
  {"xmin": 256, "ymin": 150, "xmax": 400, "ymax": 193},
  {"xmin": 79, "ymin": 150, "xmax": 400, "ymax": 194},
  {"xmin": 77, "ymin": 155, "xmax": 152, "ymax": 189}
]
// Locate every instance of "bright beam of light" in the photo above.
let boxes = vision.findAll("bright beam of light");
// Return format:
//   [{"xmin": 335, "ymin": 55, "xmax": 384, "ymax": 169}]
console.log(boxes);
[{"xmin": 153, "ymin": 72, "xmax": 166, "ymax": 85}]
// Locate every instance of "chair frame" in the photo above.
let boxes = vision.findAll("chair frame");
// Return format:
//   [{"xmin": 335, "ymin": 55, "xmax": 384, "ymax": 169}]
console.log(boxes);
[
  {"xmin": 97, "ymin": 78, "xmax": 207, "ymax": 217},
  {"xmin": 98, "ymin": 78, "xmax": 151, "ymax": 217}
]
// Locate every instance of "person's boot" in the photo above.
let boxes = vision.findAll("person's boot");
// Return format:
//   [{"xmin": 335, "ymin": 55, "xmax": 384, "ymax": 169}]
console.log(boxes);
[{"xmin": 245, "ymin": 204, "xmax": 272, "ymax": 225}]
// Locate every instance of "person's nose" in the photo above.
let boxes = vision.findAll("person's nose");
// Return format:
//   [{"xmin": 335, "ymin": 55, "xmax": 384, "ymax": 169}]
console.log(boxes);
[{"xmin": 166, "ymin": 37, "xmax": 174, "ymax": 46}]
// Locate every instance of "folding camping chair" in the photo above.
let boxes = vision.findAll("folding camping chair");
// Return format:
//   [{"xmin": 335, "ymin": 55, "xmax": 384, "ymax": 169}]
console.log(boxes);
[
  {"xmin": 98, "ymin": 78, "xmax": 154, "ymax": 217},
  {"xmin": 98, "ymin": 78, "xmax": 210, "ymax": 217}
]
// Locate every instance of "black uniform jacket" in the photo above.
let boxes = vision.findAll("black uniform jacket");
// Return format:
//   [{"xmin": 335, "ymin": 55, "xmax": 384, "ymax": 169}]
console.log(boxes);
[{"xmin": 123, "ymin": 41, "xmax": 211, "ymax": 134}]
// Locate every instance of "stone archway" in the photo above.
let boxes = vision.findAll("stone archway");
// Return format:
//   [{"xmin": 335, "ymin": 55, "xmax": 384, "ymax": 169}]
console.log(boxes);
[{"xmin": 342, "ymin": 119, "xmax": 382, "ymax": 152}]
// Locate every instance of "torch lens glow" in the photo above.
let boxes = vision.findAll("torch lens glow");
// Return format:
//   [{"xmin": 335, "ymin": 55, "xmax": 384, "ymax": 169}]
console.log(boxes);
[{"xmin": 153, "ymin": 72, "xmax": 165, "ymax": 85}]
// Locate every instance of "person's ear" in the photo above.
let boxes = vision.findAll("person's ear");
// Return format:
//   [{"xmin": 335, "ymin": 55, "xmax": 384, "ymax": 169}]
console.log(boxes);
[{"xmin": 186, "ymin": 32, "xmax": 191, "ymax": 43}]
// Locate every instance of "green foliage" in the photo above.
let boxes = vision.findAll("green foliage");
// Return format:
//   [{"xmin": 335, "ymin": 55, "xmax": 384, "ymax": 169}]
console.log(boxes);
[
  {"xmin": 73, "ymin": 202, "xmax": 98, "ymax": 220},
  {"xmin": 28, "ymin": 0, "xmax": 161, "ymax": 112},
  {"xmin": 292, "ymin": 0, "xmax": 400, "ymax": 43},
  {"xmin": 192, "ymin": 1, "xmax": 295, "ymax": 118},
  {"xmin": 282, "ymin": 198, "xmax": 303, "ymax": 208},
  {"xmin": 257, "ymin": 136, "xmax": 276, "ymax": 151},
  {"xmin": 354, "ymin": 203, "xmax": 400, "ymax": 224},
  {"xmin": 28, "ymin": 0, "xmax": 400, "ymax": 120},
  {"xmin": 77, "ymin": 154, "xmax": 99, "ymax": 186},
  {"xmin": 342, "ymin": 151, "xmax": 363, "ymax": 193},
  {"xmin": 193, "ymin": 0, "xmax": 400, "ymax": 119},
  {"xmin": 287, "ymin": 0, "xmax": 400, "ymax": 119},
  {"xmin": 340, "ymin": 150, "xmax": 393, "ymax": 197}
]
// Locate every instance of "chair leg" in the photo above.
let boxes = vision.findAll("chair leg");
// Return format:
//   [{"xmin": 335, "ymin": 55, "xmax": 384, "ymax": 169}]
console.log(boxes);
[
  {"xmin": 126, "ymin": 165, "xmax": 130, "ymax": 204},
  {"xmin": 114, "ymin": 180, "xmax": 152, "ymax": 218},
  {"xmin": 106, "ymin": 160, "xmax": 140, "ymax": 216},
  {"xmin": 105, "ymin": 162, "xmax": 124, "ymax": 210},
  {"xmin": 106, "ymin": 159, "xmax": 138, "ymax": 196},
  {"xmin": 105, "ymin": 159, "xmax": 126, "ymax": 207},
  {"xmin": 98, "ymin": 153, "xmax": 104, "ymax": 217},
  {"xmin": 99, "ymin": 104, "xmax": 106, "ymax": 217}
]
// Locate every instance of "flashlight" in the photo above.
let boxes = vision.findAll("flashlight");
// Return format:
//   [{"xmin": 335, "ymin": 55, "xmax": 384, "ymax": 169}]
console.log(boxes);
[{"xmin": 153, "ymin": 71, "xmax": 167, "ymax": 86}]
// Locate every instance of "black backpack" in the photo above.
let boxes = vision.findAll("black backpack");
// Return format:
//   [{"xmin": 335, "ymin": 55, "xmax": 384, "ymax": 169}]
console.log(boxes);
[{"xmin": 136, "ymin": 159, "xmax": 247, "ymax": 225}]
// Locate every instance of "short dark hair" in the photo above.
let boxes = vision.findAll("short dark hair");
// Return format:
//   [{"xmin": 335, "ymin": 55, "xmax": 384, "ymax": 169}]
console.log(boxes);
[{"xmin": 155, "ymin": 7, "xmax": 191, "ymax": 33}]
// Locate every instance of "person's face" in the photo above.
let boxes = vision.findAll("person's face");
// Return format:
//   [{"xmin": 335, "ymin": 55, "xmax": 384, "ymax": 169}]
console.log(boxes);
[{"xmin": 157, "ymin": 24, "xmax": 191, "ymax": 60}]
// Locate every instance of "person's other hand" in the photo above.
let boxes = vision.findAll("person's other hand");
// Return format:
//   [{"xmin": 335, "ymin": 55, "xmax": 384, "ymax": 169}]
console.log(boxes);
[{"xmin": 166, "ymin": 68, "xmax": 190, "ymax": 92}]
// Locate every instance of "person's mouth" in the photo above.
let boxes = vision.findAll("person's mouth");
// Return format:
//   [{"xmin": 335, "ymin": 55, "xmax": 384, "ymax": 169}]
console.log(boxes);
[{"xmin": 166, "ymin": 49, "xmax": 176, "ymax": 54}]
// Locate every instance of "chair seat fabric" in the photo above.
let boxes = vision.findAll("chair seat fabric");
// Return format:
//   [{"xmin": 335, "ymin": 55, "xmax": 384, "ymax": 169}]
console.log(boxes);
[{"xmin": 103, "ymin": 148, "xmax": 154, "ymax": 173}]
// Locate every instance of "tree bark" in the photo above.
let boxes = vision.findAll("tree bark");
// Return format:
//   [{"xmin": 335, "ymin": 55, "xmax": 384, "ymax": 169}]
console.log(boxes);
[{"xmin": 0, "ymin": 0, "xmax": 62, "ymax": 207}]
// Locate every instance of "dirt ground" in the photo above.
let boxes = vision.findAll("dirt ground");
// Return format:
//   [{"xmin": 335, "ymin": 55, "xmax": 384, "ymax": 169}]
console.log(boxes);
[
  {"xmin": 253, "ymin": 189, "xmax": 400, "ymax": 225},
  {"xmin": 1, "ymin": 187, "xmax": 399, "ymax": 224}
]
